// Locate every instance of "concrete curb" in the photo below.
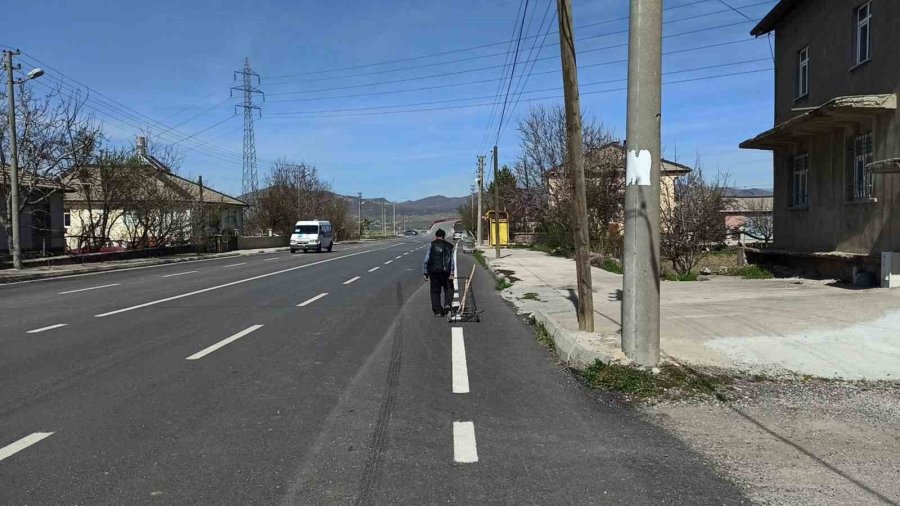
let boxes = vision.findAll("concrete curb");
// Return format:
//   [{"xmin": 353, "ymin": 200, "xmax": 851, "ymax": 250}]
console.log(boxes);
[{"xmin": 480, "ymin": 251, "xmax": 628, "ymax": 370}]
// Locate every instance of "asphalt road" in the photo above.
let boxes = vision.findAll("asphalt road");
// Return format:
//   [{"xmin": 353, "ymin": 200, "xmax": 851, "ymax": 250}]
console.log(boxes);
[{"xmin": 0, "ymin": 225, "xmax": 744, "ymax": 504}]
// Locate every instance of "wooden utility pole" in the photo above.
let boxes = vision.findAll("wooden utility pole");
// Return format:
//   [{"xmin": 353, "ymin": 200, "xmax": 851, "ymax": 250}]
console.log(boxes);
[
  {"xmin": 556, "ymin": 0, "xmax": 594, "ymax": 332},
  {"xmin": 622, "ymin": 0, "xmax": 662, "ymax": 366}
]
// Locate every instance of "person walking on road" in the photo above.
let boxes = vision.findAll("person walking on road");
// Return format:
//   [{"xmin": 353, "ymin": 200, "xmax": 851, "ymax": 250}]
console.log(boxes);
[{"xmin": 424, "ymin": 229, "xmax": 455, "ymax": 317}]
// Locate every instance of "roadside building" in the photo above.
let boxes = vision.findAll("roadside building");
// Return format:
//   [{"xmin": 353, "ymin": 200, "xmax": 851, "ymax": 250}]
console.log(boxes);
[
  {"xmin": 545, "ymin": 141, "xmax": 692, "ymax": 216},
  {"xmin": 740, "ymin": 0, "xmax": 900, "ymax": 279},
  {"xmin": 0, "ymin": 170, "xmax": 69, "ymax": 255},
  {"xmin": 64, "ymin": 137, "xmax": 247, "ymax": 251},
  {"xmin": 722, "ymin": 189, "xmax": 774, "ymax": 245}
]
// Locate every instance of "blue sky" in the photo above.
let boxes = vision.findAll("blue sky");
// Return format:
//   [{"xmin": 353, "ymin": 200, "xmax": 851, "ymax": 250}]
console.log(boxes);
[{"xmin": 5, "ymin": 0, "xmax": 776, "ymax": 201}]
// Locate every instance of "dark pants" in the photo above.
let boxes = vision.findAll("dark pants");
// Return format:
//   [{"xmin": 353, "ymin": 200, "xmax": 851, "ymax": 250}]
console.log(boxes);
[{"xmin": 429, "ymin": 272, "xmax": 454, "ymax": 313}]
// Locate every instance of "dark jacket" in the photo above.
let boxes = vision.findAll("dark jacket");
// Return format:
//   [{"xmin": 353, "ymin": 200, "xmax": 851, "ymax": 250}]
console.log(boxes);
[{"xmin": 424, "ymin": 239, "xmax": 455, "ymax": 275}]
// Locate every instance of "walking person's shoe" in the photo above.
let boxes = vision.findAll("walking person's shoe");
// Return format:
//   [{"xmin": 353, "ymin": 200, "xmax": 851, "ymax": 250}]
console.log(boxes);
[{"xmin": 433, "ymin": 311, "xmax": 444, "ymax": 317}]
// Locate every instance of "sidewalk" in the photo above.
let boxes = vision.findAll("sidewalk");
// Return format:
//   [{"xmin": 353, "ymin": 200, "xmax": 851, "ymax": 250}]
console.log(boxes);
[{"xmin": 484, "ymin": 247, "xmax": 900, "ymax": 380}]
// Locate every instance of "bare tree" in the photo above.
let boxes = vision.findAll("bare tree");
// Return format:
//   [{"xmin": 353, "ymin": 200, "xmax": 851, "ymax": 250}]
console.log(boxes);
[
  {"xmin": 660, "ymin": 168, "xmax": 731, "ymax": 277},
  {"xmin": 251, "ymin": 159, "xmax": 348, "ymax": 238},
  {"xmin": 0, "ymin": 83, "xmax": 100, "ymax": 251},
  {"xmin": 738, "ymin": 198, "xmax": 774, "ymax": 245},
  {"xmin": 71, "ymin": 149, "xmax": 143, "ymax": 252}
]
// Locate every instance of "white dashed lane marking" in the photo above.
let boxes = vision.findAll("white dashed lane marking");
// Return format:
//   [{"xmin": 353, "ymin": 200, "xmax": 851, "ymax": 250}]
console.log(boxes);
[
  {"xmin": 368, "ymin": 266, "xmax": 380, "ymax": 272},
  {"xmin": 451, "ymin": 327, "xmax": 469, "ymax": 394},
  {"xmin": 27, "ymin": 324, "xmax": 68, "ymax": 334},
  {"xmin": 162, "ymin": 271, "xmax": 197, "ymax": 278},
  {"xmin": 298, "ymin": 293, "xmax": 328, "ymax": 307},
  {"xmin": 0, "ymin": 433, "xmax": 54, "ymax": 462},
  {"xmin": 58, "ymin": 283, "xmax": 120, "ymax": 295},
  {"xmin": 186, "ymin": 325, "xmax": 264, "ymax": 360},
  {"xmin": 343, "ymin": 276, "xmax": 361, "ymax": 285},
  {"xmin": 384, "ymin": 260, "xmax": 393, "ymax": 265},
  {"xmin": 222, "ymin": 263, "xmax": 247, "ymax": 268},
  {"xmin": 453, "ymin": 422, "xmax": 478, "ymax": 463}
]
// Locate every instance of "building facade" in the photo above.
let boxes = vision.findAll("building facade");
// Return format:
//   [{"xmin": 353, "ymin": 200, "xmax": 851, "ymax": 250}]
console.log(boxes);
[{"xmin": 741, "ymin": 0, "xmax": 900, "ymax": 260}]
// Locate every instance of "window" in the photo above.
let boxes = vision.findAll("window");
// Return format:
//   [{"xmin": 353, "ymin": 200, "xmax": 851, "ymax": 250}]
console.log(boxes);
[
  {"xmin": 856, "ymin": 2, "xmax": 872, "ymax": 65},
  {"xmin": 852, "ymin": 132, "xmax": 874, "ymax": 199},
  {"xmin": 63, "ymin": 211, "xmax": 71, "ymax": 228},
  {"xmin": 797, "ymin": 47, "xmax": 809, "ymax": 98},
  {"xmin": 792, "ymin": 154, "xmax": 809, "ymax": 207}
]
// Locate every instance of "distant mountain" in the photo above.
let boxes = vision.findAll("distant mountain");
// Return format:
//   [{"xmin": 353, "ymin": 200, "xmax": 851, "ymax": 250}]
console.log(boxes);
[
  {"xmin": 724, "ymin": 188, "xmax": 773, "ymax": 198},
  {"xmin": 340, "ymin": 194, "xmax": 467, "ymax": 230}
]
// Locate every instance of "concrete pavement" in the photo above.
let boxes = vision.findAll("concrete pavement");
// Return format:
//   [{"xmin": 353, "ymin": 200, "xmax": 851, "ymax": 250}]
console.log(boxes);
[
  {"xmin": 486, "ymin": 247, "xmax": 900, "ymax": 379},
  {"xmin": 0, "ymin": 227, "xmax": 743, "ymax": 504}
]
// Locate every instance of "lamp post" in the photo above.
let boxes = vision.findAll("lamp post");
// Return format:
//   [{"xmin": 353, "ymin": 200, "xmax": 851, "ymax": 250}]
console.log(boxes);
[{"xmin": 3, "ymin": 49, "xmax": 43, "ymax": 270}]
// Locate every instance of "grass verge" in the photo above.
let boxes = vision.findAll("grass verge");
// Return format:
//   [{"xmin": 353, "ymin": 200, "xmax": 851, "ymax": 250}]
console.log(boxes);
[
  {"xmin": 473, "ymin": 249, "xmax": 487, "ymax": 268},
  {"xmin": 580, "ymin": 360, "xmax": 732, "ymax": 402},
  {"xmin": 534, "ymin": 322, "xmax": 556, "ymax": 352},
  {"xmin": 496, "ymin": 278, "xmax": 512, "ymax": 291},
  {"xmin": 733, "ymin": 264, "xmax": 773, "ymax": 279},
  {"xmin": 663, "ymin": 271, "xmax": 699, "ymax": 282}
]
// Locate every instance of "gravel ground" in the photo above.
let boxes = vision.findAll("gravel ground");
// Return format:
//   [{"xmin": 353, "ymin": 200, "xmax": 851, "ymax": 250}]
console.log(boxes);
[{"xmin": 645, "ymin": 378, "xmax": 900, "ymax": 505}]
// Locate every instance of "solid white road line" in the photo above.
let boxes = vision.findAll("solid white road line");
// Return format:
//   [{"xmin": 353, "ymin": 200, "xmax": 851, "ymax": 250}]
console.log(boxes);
[
  {"xmin": 368, "ymin": 266, "xmax": 380, "ymax": 272},
  {"xmin": 0, "ymin": 432, "xmax": 54, "ymax": 462},
  {"xmin": 452, "ymin": 421, "xmax": 478, "ymax": 463},
  {"xmin": 298, "ymin": 293, "xmax": 328, "ymax": 307},
  {"xmin": 186, "ymin": 325, "xmax": 263, "ymax": 360},
  {"xmin": 222, "ymin": 262, "xmax": 247, "ymax": 268},
  {"xmin": 58, "ymin": 283, "xmax": 120, "ymax": 295},
  {"xmin": 384, "ymin": 260, "xmax": 393, "ymax": 265},
  {"xmin": 27, "ymin": 323, "xmax": 68, "ymax": 334},
  {"xmin": 451, "ymin": 327, "xmax": 470, "ymax": 394},
  {"xmin": 162, "ymin": 271, "xmax": 197, "ymax": 278},
  {"xmin": 94, "ymin": 245, "xmax": 398, "ymax": 318},
  {"xmin": 343, "ymin": 276, "xmax": 361, "ymax": 285}
]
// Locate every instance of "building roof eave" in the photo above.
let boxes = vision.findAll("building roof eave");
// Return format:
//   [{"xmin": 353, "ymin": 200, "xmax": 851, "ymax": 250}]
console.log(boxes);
[
  {"xmin": 740, "ymin": 94, "xmax": 898, "ymax": 151},
  {"xmin": 750, "ymin": 0, "xmax": 805, "ymax": 36}
]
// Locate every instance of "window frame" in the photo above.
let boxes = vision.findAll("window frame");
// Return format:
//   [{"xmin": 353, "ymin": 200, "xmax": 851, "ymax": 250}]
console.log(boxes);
[
  {"xmin": 63, "ymin": 211, "xmax": 71, "ymax": 229},
  {"xmin": 855, "ymin": 1, "xmax": 872, "ymax": 66},
  {"xmin": 791, "ymin": 153, "xmax": 809, "ymax": 208},
  {"xmin": 796, "ymin": 46, "xmax": 809, "ymax": 99},
  {"xmin": 852, "ymin": 132, "xmax": 874, "ymax": 200}
]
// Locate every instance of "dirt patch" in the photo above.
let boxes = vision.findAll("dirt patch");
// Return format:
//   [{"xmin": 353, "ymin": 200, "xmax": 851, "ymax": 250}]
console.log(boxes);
[
  {"xmin": 645, "ymin": 378, "xmax": 900, "ymax": 505},
  {"xmin": 496, "ymin": 269, "xmax": 521, "ymax": 282}
]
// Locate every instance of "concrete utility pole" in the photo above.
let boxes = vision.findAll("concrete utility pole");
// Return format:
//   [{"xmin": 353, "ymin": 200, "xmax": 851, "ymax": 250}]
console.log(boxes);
[
  {"xmin": 557, "ymin": 0, "xmax": 594, "ymax": 332},
  {"xmin": 622, "ymin": 0, "xmax": 662, "ymax": 366},
  {"xmin": 493, "ymin": 145, "xmax": 500, "ymax": 259},
  {"xmin": 381, "ymin": 198, "xmax": 386, "ymax": 237},
  {"xmin": 476, "ymin": 155, "xmax": 485, "ymax": 247},
  {"xmin": 392, "ymin": 202, "xmax": 396, "ymax": 236},
  {"xmin": 357, "ymin": 192, "xmax": 363, "ymax": 239},
  {"xmin": 4, "ymin": 50, "xmax": 23, "ymax": 269}
]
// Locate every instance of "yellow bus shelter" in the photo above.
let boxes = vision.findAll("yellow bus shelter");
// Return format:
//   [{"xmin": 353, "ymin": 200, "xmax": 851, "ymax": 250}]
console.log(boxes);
[{"xmin": 484, "ymin": 210, "xmax": 509, "ymax": 247}]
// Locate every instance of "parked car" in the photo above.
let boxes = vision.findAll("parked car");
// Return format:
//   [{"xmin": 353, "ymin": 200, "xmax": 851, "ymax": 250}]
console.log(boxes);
[
  {"xmin": 290, "ymin": 220, "xmax": 334, "ymax": 253},
  {"xmin": 404, "ymin": 230, "xmax": 418, "ymax": 236},
  {"xmin": 453, "ymin": 232, "xmax": 463, "ymax": 240}
]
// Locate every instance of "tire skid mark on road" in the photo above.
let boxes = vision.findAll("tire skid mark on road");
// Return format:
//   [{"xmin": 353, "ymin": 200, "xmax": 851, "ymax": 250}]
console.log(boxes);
[{"xmin": 356, "ymin": 282, "xmax": 405, "ymax": 504}]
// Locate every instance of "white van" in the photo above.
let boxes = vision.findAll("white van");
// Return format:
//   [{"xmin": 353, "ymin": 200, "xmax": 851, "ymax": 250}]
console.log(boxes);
[{"xmin": 290, "ymin": 221, "xmax": 334, "ymax": 253}]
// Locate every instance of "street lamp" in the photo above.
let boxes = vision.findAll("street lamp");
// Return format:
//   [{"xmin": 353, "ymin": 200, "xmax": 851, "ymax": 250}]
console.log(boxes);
[{"xmin": 3, "ymin": 49, "xmax": 44, "ymax": 269}]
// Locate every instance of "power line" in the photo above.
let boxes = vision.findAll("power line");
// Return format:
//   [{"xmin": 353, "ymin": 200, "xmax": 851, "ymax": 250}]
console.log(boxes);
[
  {"xmin": 480, "ymin": 0, "xmax": 529, "ymax": 153},
  {"xmin": 268, "ymin": 37, "xmax": 763, "ymax": 104},
  {"xmin": 266, "ymin": 0, "xmax": 763, "ymax": 80},
  {"xmin": 268, "ymin": 18, "xmax": 760, "ymax": 97},
  {"xmin": 495, "ymin": 0, "xmax": 530, "ymax": 145},
  {"xmin": 266, "ymin": 58, "xmax": 769, "ymax": 116},
  {"xmin": 266, "ymin": 67, "xmax": 773, "ymax": 119},
  {"xmin": 265, "ymin": 0, "xmax": 772, "ymax": 90},
  {"xmin": 716, "ymin": 0, "xmax": 755, "ymax": 21}
]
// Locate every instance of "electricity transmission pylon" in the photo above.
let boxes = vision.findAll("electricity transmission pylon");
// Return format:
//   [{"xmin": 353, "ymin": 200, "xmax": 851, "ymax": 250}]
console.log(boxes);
[{"xmin": 231, "ymin": 58, "xmax": 263, "ymax": 199}]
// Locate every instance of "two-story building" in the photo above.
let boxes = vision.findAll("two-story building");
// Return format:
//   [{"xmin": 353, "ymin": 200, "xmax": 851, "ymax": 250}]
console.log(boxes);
[{"xmin": 740, "ymin": 0, "xmax": 900, "ymax": 282}]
